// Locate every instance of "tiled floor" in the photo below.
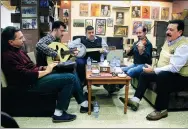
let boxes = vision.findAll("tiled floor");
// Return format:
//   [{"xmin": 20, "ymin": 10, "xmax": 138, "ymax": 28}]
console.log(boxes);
[{"xmin": 14, "ymin": 86, "xmax": 188, "ymax": 128}]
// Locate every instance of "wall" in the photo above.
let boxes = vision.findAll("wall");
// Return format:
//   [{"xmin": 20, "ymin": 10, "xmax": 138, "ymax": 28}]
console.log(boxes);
[
  {"xmin": 70, "ymin": 1, "xmax": 173, "ymax": 47},
  {"xmin": 172, "ymin": 0, "xmax": 188, "ymax": 13},
  {"xmin": 1, "ymin": 5, "xmax": 13, "ymax": 28}
]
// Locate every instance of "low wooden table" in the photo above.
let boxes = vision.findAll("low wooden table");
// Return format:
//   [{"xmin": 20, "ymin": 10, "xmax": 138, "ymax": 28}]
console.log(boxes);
[{"xmin": 86, "ymin": 70, "xmax": 131, "ymax": 115}]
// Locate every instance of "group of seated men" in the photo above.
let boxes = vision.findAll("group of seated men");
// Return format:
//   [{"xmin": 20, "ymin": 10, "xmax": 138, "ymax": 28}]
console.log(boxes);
[{"xmin": 1, "ymin": 20, "xmax": 188, "ymax": 123}]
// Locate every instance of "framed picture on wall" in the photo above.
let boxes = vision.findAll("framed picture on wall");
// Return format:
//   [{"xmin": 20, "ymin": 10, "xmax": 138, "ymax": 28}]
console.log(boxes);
[
  {"xmin": 80, "ymin": 3, "xmax": 89, "ymax": 16},
  {"xmin": 142, "ymin": 6, "xmax": 150, "ymax": 19},
  {"xmin": 22, "ymin": 0, "xmax": 37, "ymax": 5},
  {"xmin": 85, "ymin": 19, "xmax": 93, "ymax": 27},
  {"xmin": 132, "ymin": 21, "xmax": 142, "ymax": 35},
  {"xmin": 95, "ymin": 19, "xmax": 106, "ymax": 35},
  {"xmin": 107, "ymin": 18, "xmax": 113, "ymax": 27},
  {"xmin": 22, "ymin": 18, "xmax": 37, "ymax": 29},
  {"xmin": 21, "ymin": 6, "xmax": 37, "ymax": 17},
  {"xmin": 131, "ymin": 6, "xmax": 141, "ymax": 18},
  {"xmin": 91, "ymin": 4, "xmax": 100, "ymax": 17},
  {"xmin": 142, "ymin": 21, "xmax": 152, "ymax": 34},
  {"xmin": 161, "ymin": 7, "xmax": 169, "ymax": 20},
  {"xmin": 114, "ymin": 25, "xmax": 128, "ymax": 37},
  {"xmin": 151, "ymin": 7, "xmax": 160, "ymax": 20},
  {"xmin": 100, "ymin": 4, "xmax": 111, "ymax": 17},
  {"xmin": 73, "ymin": 19, "xmax": 85, "ymax": 27},
  {"xmin": 116, "ymin": 12, "xmax": 124, "ymax": 25}
]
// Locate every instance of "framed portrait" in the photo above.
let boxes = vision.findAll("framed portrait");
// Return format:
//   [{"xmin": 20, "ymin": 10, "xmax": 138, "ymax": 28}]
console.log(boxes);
[
  {"xmin": 132, "ymin": 6, "xmax": 141, "ymax": 18},
  {"xmin": 21, "ymin": 6, "xmax": 37, "ymax": 17},
  {"xmin": 107, "ymin": 18, "xmax": 113, "ymax": 27},
  {"xmin": 142, "ymin": 21, "xmax": 152, "ymax": 34},
  {"xmin": 161, "ymin": 7, "xmax": 169, "ymax": 20},
  {"xmin": 80, "ymin": 3, "xmax": 89, "ymax": 16},
  {"xmin": 132, "ymin": 21, "xmax": 142, "ymax": 35},
  {"xmin": 114, "ymin": 25, "xmax": 128, "ymax": 37},
  {"xmin": 85, "ymin": 19, "xmax": 93, "ymax": 27},
  {"xmin": 22, "ymin": 18, "xmax": 37, "ymax": 29},
  {"xmin": 142, "ymin": 6, "xmax": 150, "ymax": 19},
  {"xmin": 63, "ymin": 9, "xmax": 69, "ymax": 17},
  {"xmin": 22, "ymin": 0, "xmax": 37, "ymax": 5},
  {"xmin": 100, "ymin": 5, "xmax": 111, "ymax": 17},
  {"xmin": 151, "ymin": 7, "xmax": 160, "ymax": 20},
  {"xmin": 95, "ymin": 19, "xmax": 106, "ymax": 35},
  {"xmin": 73, "ymin": 19, "xmax": 85, "ymax": 27},
  {"xmin": 116, "ymin": 12, "xmax": 124, "ymax": 25}
]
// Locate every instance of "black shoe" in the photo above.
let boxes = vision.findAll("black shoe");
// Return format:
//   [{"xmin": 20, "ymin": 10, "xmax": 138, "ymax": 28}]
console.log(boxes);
[
  {"xmin": 52, "ymin": 112, "xmax": 77, "ymax": 123},
  {"xmin": 80, "ymin": 104, "xmax": 94, "ymax": 113},
  {"xmin": 119, "ymin": 97, "xmax": 125, "ymax": 104},
  {"xmin": 84, "ymin": 92, "xmax": 96, "ymax": 101}
]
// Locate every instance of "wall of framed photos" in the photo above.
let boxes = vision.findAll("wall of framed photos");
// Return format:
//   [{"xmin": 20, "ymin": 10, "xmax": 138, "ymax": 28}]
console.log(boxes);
[{"xmin": 70, "ymin": 1, "xmax": 173, "ymax": 47}]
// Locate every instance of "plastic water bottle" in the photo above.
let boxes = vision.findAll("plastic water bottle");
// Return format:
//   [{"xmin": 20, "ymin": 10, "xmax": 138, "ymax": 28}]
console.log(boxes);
[
  {"xmin": 116, "ymin": 57, "xmax": 121, "ymax": 67},
  {"xmin": 87, "ymin": 57, "xmax": 92, "ymax": 71},
  {"xmin": 110, "ymin": 57, "xmax": 116, "ymax": 73},
  {"xmin": 93, "ymin": 101, "xmax": 99, "ymax": 118},
  {"xmin": 100, "ymin": 54, "xmax": 104, "ymax": 62}
]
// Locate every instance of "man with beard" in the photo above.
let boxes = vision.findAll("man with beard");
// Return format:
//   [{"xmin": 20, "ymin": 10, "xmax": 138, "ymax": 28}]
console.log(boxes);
[
  {"xmin": 120, "ymin": 20, "xmax": 188, "ymax": 121},
  {"xmin": 121, "ymin": 26, "xmax": 153, "ymax": 79}
]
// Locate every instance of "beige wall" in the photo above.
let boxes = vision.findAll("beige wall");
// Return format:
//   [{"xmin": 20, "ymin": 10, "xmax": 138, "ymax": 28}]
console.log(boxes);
[{"xmin": 71, "ymin": 1, "xmax": 173, "ymax": 47}]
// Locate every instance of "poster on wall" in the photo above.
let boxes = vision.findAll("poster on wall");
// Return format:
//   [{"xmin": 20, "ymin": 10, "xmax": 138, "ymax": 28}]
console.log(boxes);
[
  {"xmin": 132, "ymin": 21, "xmax": 142, "ymax": 35},
  {"xmin": 21, "ymin": 7, "xmax": 37, "ymax": 17},
  {"xmin": 95, "ymin": 19, "xmax": 106, "ymax": 35},
  {"xmin": 80, "ymin": 3, "xmax": 88, "ymax": 16},
  {"xmin": 161, "ymin": 7, "xmax": 169, "ymax": 20},
  {"xmin": 22, "ymin": 0, "xmax": 37, "ymax": 5},
  {"xmin": 85, "ymin": 19, "xmax": 93, "ymax": 27},
  {"xmin": 73, "ymin": 19, "xmax": 85, "ymax": 27},
  {"xmin": 131, "ymin": 6, "xmax": 141, "ymax": 18},
  {"xmin": 151, "ymin": 7, "xmax": 160, "ymax": 20},
  {"xmin": 142, "ymin": 21, "xmax": 152, "ymax": 34},
  {"xmin": 116, "ymin": 12, "xmax": 124, "ymax": 25},
  {"xmin": 100, "ymin": 5, "xmax": 111, "ymax": 17},
  {"xmin": 107, "ymin": 18, "xmax": 113, "ymax": 27},
  {"xmin": 142, "ymin": 6, "xmax": 150, "ymax": 19},
  {"xmin": 22, "ymin": 18, "xmax": 37, "ymax": 29},
  {"xmin": 114, "ymin": 25, "xmax": 128, "ymax": 37},
  {"xmin": 91, "ymin": 4, "xmax": 100, "ymax": 17},
  {"xmin": 63, "ymin": 9, "xmax": 69, "ymax": 17}
]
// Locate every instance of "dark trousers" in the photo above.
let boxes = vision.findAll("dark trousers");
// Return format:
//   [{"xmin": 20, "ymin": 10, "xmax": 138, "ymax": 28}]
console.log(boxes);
[
  {"xmin": 135, "ymin": 71, "xmax": 188, "ymax": 110},
  {"xmin": 76, "ymin": 58, "xmax": 87, "ymax": 85},
  {"xmin": 31, "ymin": 72, "xmax": 85, "ymax": 111}
]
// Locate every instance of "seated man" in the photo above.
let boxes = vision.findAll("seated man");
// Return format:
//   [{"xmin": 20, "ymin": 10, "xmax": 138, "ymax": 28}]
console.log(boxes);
[
  {"xmin": 1, "ymin": 26, "xmax": 92, "ymax": 123},
  {"xmin": 68, "ymin": 25, "xmax": 108, "ymax": 86},
  {"xmin": 122, "ymin": 26, "xmax": 153, "ymax": 78},
  {"xmin": 120, "ymin": 20, "xmax": 188, "ymax": 121}
]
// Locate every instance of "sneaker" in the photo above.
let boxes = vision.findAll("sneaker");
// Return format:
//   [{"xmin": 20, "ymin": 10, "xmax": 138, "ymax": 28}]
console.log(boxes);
[
  {"xmin": 146, "ymin": 110, "xmax": 168, "ymax": 121},
  {"xmin": 84, "ymin": 92, "xmax": 96, "ymax": 101},
  {"xmin": 80, "ymin": 104, "xmax": 94, "ymax": 113},
  {"xmin": 52, "ymin": 112, "xmax": 77, "ymax": 123},
  {"xmin": 119, "ymin": 97, "xmax": 139, "ymax": 111}
]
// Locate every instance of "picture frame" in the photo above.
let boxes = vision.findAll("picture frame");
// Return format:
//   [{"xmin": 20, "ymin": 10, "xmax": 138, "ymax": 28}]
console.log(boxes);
[
  {"xmin": 80, "ymin": 3, "xmax": 89, "ymax": 16},
  {"xmin": 116, "ymin": 12, "xmax": 124, "ymax": 25},
  {"xmin": 132, "ymin": 21, "xmax": 142, "ymax": 35},
  {"xmin": 85, "ymin": 19, "xmax": 93, "ymax": 27},
  {"xmin": 95, "ymin": 19, "xmax": 106, "ymax": 35},
  {"xmin": 161, "ymin": 7, "xmax": 169, "ymax": 20},
  {"xmin": 21, "ymin": 6, "xmax": 37, "ymax": 18},
  {"xmin": 100, "ymin": 4, "xmax": 111, "ymax": 17},
  {"xmin": 21, "ymin": 0, "xmax": 37, "ymax": 5},
  {"xmin": 114, "ymin": 25, "xmax": 128, "ymax": 37},
  {"xmin": 132, "ymin": 6, "xmax": 141, "ymax": 18},
  {"xmin": 73, "ymin": 19, "xmax": 85, "ymax": 27},
  {"xmin": 107, "ymin": 18, "xmax": 113, "ymax": 27},
  {"xmin": 22, "ymin": 18, "xmax": 37, "ymax": 29}
]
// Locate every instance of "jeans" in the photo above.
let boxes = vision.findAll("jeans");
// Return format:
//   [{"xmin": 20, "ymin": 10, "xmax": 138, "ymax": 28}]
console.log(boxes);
[
  {"xmin": 31, "ymin": 72, "xmax": 85, "ymax": 111},
  {"xmin": 121, "ymin": 64, "xmax": 144, "ymax": 78},
  {"xmin": 75, "ymin": 58, "xmax": 87, "ymax": 85}
]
